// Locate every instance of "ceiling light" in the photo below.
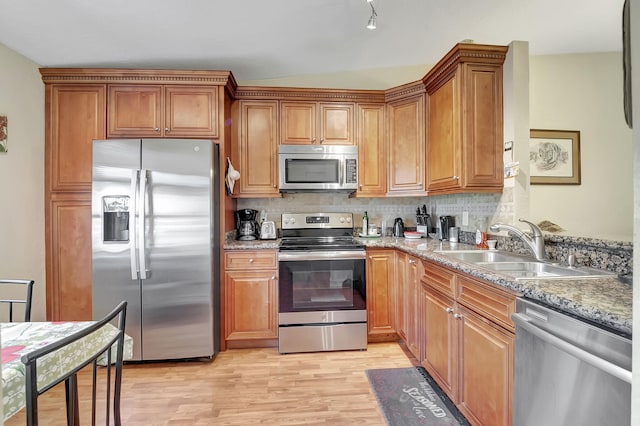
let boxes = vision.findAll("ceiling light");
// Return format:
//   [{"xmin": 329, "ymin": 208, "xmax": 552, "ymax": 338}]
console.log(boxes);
[{"xmin": 366, "ymin": 1, "xmax": 377, "ymax": 30}]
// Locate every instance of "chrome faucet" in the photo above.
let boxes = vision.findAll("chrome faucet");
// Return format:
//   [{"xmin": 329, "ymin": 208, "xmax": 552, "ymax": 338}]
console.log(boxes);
[{"xmin": 489, "ymin": 219, "xmax": 548, "ymax": 261}]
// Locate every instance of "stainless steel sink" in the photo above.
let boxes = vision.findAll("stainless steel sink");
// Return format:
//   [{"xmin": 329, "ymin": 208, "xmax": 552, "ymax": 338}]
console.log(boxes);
[
  {"xmin": 434, "ymin": 250, "xmax": 616, "ymax": 280},
  {"xmin": 434, "ymin": 250, "xmax": 529, "ymax": 263},
  {"xmin": 476, "ymin": 261, "xmax": 616, "ymax": 279}
]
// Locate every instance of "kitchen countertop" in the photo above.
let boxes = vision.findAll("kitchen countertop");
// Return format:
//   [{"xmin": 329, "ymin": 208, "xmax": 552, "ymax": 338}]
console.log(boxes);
[
  {"xmin": 223, "ymin": 236, "xmax": 632, "ymax": 336},
  {"xmin": 359, "ymin": 236, "xmax": 632, "ymax": 336}
]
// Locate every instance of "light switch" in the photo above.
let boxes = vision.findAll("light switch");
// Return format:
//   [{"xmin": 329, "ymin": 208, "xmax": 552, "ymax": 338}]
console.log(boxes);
[{"xmin": 462, "ymin": 211, "xmax": 469, "ymax": 226}]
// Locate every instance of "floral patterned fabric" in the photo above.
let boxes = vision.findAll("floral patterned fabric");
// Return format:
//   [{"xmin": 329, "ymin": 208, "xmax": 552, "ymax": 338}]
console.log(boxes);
[{"xmin": 1, "ymin": 321, "xmax": 133, "ymax": 420}]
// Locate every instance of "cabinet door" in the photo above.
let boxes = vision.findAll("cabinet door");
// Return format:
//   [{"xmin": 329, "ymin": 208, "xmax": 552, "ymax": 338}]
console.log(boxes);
[
  {"xmin": 457, "ymin": 305, "xmax": 514, "ymax": 426},
  {"xmin": 48, "ymin": 85, "xmax": 106, "ymax": 192},
  {"xmin": 405, "ymin": 256, "xmax": 421, "ymax": 358},
  {"xmin": 366, "ymin": 250, "xmax": 396, "ymax": 340},
  {"xmin": 394, "ymin": 252, "xmax": 407, "ymax": 340},
  {"xmin": 462, "ymin": 63, "xmax": 504, "ymax": 189},
  {"xmin": 108, "ymin": 85, "xmax": 162, "ymax": 137},
  {"xmin": 165, "ymin": 85, "xmax": 219, "ymax": 138},
  {"xmin": 357, "ymin": 104, "xmax": 387, "ymax": 195},
  {"xmin": 426, "ymin": 71, "xmax": 461, "ymax": 191},
  {"xmin": 423, "ymin": 287, "xmax": 457, "ymax": 402},
  {"xmin": 280, "ymin": 102, "xmax": 316, "ymax": 144},
  {"xmin": 233, "ymin": 101, "xmax": 280, "ymax": 197},
  {"xmin": 387, "ymin": 95, "xmax": 425, "ymax": 194},
  {"xmin": 224, "ymin": 270, "xmax": 278, "ymax": 340},
  {"xmin": 319, "ymin": 103, "xmax": 354, "ymax": 145},
  {"xmin": 46, "ymin": 196, "xmax": 92, "ymax": 320}
]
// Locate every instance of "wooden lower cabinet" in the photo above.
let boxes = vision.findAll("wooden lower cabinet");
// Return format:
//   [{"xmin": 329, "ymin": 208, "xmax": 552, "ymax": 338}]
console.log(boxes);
[
  {"xmin": 422, "ymin": 260, "xmax": 515, "ymax": 426},
  {"xmin": 46, "ymin": 195, "xmax": 92, "ymax": 320},
  {"xmin": 457, "ymin": 305, "xmax": 514, "ymax": 426},
  {"xmin": 394, "ymin": 252, "xmax": 422, "ymax": 358},
  {"xmin": 223, "ymin": 250, "xmax": 278, "ymax": 347},
  {"xmin": 365, "ymin": 249, "xmax": 397, "ymax": 341}
]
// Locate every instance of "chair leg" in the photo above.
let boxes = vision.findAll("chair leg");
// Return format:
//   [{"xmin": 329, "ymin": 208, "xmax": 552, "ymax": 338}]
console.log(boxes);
[{"xmin": 65, "ymin": 374, "xmax": 80, "ymax": 426}]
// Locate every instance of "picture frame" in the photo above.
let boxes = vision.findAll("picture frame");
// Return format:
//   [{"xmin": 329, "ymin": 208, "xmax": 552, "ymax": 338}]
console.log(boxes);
[
  {"xmin": 529, "ymin": 129, "xmax": 581, "ymax": 185},
  {"xmin": 0, "ymin": 115, "xmax": 7, "ymax": 153}
]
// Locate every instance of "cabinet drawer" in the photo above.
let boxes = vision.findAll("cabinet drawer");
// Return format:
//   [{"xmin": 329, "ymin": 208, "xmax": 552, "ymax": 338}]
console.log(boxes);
[
  {"xmin": 457, "ymin": 275, "xmax": 516, "ymax": 331},
  {"xmin": 422, "ymin": 261, "xmax": 456, "ymax": 297},
  {"xmin": 225, "ymin": 250, "xmax": 277, "ymax": 270}
]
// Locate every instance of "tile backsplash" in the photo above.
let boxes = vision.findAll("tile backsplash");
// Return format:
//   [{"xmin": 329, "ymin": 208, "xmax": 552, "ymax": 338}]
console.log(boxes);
[{"xmin": 237, "ymin": 189, "xmax": 514, "ymax": 234}]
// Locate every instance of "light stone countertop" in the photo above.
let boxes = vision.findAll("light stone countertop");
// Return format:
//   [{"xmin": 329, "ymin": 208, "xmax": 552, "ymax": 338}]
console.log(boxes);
[{"xmin": 223, "ymin": 235, "xmax": 632, "ymax": 336}]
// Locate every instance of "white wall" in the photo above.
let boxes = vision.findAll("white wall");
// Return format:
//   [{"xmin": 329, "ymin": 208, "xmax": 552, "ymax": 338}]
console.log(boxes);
[
  {"xmin": 529, "ymin": 53, "xmax": 633, "ymax": 241},
  {"xmin": 0, "ymin": 43, "xmax": 46, "ymax": 321}
]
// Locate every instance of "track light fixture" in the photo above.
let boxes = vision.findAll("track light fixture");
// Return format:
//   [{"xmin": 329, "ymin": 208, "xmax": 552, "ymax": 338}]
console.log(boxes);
[{"xmin": 366, "ymin": 0, "xmax": 377, "ymax": 30}]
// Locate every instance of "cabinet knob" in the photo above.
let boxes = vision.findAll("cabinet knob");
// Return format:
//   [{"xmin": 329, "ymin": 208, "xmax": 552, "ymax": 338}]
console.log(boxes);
[
  {"xmin": 445, "ymin": 308, "xmax": 454, "ymax": 314},
  {"xmin": 454, "ymin": 313, "xmax": 463, "ymax": 319},
  {"xmin": 154, "ymin": 128, "xmax": 160, "ymax": 132},
  {"xmin": 273, "ymin": 184, "xmax": 277, "ymax": 188},
  {"xmin": 271, "ymin": 275, "xmax": 276, "ymax": 280},
  {"xmin": 453, "ymin": 175, "xmax": 459, "ymax": 180},
  {"xmin": 248, "ymin": 258, "xmax": 254, "ymax": 263},
  {"xmin": 311, "ymin": 138, "xmax": 316, "ymax": 143},
  {"xmin": 165, "ymin": 128, "xmax": 170, "ymax": 133},
  {"xmin": 320, "ymin": 138, "xmax": 324, "ymax": 144}
]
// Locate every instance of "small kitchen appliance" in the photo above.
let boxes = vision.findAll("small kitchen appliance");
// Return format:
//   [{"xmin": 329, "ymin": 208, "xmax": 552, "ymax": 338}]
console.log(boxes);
[
  {"xmin": 416, "ymin": 204, "xmax": 432, "ymax": 236},
  {"xmin": 235, "ymin": 209, "xmax": 260, "ymax": 240},
  {"xmin": 259, "ymin": 210, "xmax": 277, "ymax": 240},
  {"xmin": 439, "ymin": 216, "xmax": 455, "ymax": 241},
  {"xmin": 393, "ymin": 218, "xmax": 405, "ymax": 237}
]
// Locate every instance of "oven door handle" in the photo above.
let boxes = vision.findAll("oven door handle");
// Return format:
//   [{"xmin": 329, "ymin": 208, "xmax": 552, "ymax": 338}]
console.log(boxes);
[{"xmin": 278, "ymin": 251, "xmax": 366, "ymax": 261}]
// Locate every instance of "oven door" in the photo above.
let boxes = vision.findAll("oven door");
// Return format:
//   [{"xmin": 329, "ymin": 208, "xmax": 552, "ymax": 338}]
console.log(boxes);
[{"xmin": 278, "ymin": 251, "xmax": 366, "ymax": 315}]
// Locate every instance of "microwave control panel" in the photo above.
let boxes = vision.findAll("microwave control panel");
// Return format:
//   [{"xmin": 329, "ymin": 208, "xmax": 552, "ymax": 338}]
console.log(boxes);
[{"xmin": 345, "ymin": 159, "xmax": 357, "ymax": 184}]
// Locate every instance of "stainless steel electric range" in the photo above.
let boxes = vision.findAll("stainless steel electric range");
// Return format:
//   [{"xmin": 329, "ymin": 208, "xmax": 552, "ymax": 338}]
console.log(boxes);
[{"xmin": 278, "ymin": 212, "xmax": 367, "ymax": 354}]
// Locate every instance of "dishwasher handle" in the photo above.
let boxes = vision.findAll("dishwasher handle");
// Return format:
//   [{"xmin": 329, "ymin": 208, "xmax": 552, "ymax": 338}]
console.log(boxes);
[{"xmin": 512, "ymin": 313, "xmax": 632, "ymax": 384}]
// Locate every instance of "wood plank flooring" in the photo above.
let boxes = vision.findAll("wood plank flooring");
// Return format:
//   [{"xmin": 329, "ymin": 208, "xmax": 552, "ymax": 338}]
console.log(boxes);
[{"xmin": 6, "ymin": 342, "xmax": 418, "ymax": 425}]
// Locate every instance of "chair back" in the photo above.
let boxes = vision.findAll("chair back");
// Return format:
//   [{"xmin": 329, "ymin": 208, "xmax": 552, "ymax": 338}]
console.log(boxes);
[{"xmin": 0, "ymin": 279, "xmax": 35, "ymax": 321}]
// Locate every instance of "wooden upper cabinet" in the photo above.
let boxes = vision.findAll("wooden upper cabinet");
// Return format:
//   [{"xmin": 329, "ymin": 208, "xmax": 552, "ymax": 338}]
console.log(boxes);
[
  {"xmin": 47, "ymin": 85, "xmax": 106, "ymax": 192},
  {"xmin": 356, "ymin": 103, "xmax": 387, "ymax": 196},
  {"xmin": 425, "ymin": 44, "xmax": 507, "ymax": 194},
  {"xmin": 280, "ymin": 101, "xmax": 354, "ymax": 145},
  {"xmin": 231, "ymin": 100, "xmax": 280, "ymax": 197},
  {"xmin": 387, "ymin": 94, "xmax": 426, "ymax": 195},
  {"xmin": 108, "ymin": 85, "xmax": 219, "ymax": 138}
]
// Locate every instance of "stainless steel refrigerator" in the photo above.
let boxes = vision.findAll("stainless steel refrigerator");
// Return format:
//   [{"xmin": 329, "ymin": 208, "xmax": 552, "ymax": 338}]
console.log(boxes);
[{"xmin": 91, "ymin": 139, "xmax": 219, "ymax": 361}]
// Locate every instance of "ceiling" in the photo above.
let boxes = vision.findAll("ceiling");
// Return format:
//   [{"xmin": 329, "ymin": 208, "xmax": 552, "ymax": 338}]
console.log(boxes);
[{"xmin": 0, "ymin": 0, "xmax": 626, "ymax": 83}]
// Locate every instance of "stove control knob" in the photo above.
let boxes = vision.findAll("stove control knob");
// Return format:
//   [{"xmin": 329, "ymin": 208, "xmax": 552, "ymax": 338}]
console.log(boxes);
[
  {"xmin": 339, "ymin": 217, "xmax": 345, "ymax": 223},
  {"xmin": 346, "ymin": 217, "xmax": 352, "ymax": 223}
]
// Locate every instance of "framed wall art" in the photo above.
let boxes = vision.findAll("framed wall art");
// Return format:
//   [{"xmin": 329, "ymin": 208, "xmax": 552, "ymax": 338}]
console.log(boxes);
[
  {"xmin": 529, "ymin": 129, "xmax": 581, "ymax": 185},
  {"xmin": 0, "ymin": 115, "xmax": 7, "ymax": 153}
]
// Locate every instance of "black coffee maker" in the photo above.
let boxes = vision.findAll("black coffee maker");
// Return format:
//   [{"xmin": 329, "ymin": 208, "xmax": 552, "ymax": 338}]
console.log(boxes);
[{"xmin": 235, "ymin": 209, "xmax": 259, "ymax": 240}]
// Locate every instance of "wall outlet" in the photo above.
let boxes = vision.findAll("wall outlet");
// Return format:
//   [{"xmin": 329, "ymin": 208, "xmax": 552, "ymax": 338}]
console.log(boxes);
[{"xmin": 462, "ymin": 211, "xmax": 469, "ymax": 226}]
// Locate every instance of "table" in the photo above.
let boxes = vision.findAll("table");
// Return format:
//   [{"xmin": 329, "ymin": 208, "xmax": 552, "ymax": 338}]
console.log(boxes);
[{"xmin": 1, "ymin": 321, "xmax": 133, "ymax": 421}]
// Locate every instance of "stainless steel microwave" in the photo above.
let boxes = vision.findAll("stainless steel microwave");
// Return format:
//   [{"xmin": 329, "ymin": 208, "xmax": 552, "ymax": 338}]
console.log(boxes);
[{"xmin": 278, "ymin": 144, "xmax": 358, "ymax": 192}]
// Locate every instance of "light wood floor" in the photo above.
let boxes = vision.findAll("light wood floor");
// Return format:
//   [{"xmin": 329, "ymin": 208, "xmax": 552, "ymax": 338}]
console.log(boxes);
[{"xmin": 6, "ymin": 342, "xmax": 418, "ymax": 425}]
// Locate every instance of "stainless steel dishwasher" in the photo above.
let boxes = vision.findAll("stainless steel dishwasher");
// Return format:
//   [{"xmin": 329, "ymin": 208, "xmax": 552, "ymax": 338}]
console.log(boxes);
[{"xmin": 512, "ymin": 298, "xmax": 632, "ymax": 426}]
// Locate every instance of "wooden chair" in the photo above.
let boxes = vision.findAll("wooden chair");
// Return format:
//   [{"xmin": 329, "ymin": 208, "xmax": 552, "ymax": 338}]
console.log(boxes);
[
  {"xmin": 0, "ymin": 279, "xmax": 35, "ymax": 321},
  {"xmin": 21, "ymin": 301, "xmax": 128, "ymax": 426}
]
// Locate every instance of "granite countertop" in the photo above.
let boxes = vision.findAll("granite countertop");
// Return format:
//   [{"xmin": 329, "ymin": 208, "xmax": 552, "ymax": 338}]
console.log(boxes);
[
  {"xmin": 223, "ymin": 235, "xmax": 632, "ymax": 336},
  {"xmin": 359, "ymin": 236, "xmax": 632, "ymax": 336}
]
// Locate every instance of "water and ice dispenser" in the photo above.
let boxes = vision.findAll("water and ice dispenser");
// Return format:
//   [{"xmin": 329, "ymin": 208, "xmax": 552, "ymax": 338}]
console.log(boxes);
[{"xmin": 102, "ymin": 196, "xmax": 130, "ymax": 242}]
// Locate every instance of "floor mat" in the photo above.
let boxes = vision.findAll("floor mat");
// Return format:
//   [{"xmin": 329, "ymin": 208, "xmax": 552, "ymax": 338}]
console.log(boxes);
[{"xmin": 366, "ymin": 366, "xmax": 469, "ymax": 426}]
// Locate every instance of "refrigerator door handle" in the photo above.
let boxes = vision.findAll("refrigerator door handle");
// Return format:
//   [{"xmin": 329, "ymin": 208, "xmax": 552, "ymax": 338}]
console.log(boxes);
[
  {"xmin": 130, "ymin": 170, "xmax": 140, "ymax": 280},
  {"xmin": 138, "ymin": 169, "xmax": 148, "ymax": 279}
]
